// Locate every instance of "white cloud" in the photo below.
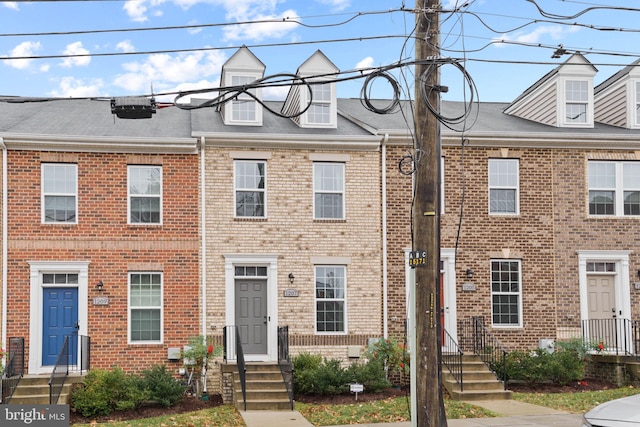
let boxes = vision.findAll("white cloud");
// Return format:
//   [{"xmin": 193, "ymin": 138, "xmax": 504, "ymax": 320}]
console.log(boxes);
[
  {"xmin": 113, "ymin": 49, "xmax": 228, "ymax": 94},
  {"xmin": 316, "ymin": 0, "xmax": 349, "ymax": 12},
  {"xmin": 263, "ymin": 84, "xmax": 289, "ymax": 101},
  {"xmin": 3, "ymin": 2, "xmax": 19, "ymax": 11},
  {"xmin": 4, "ymin": 41, "xmax": 42, "ymax": 70},
  {"xmin": 116, "ymin": 40, "xmax": 136, "ymax": 53},
  {"xmin": 223, "ymin": 9, "xmax": 298, "ymax": 41},
  {"xmin": 494, "ymin": 25, "xmax": 572, "ymax": 47},
  {"xmin": 60, "ymin": 42, "xmax": 91, "ymax": 68},
  {"xmin": 356, "ymin": 56, "xmax": 374, "ymax": 70},
  {"xmin": 49, "ymin": 76, "xmax": 105, "ymax": 98}
]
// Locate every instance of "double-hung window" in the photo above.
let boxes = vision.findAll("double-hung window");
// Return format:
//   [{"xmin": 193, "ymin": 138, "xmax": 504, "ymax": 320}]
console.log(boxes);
[
  {"xmin": 565, "ymin": 80, "xmax": 588, "ymax": 124},
  {"xmin": 235, "ymin": 160, "xmax": 266, "ymax": 218},
  {"xmin": 129, "ymin": 272, "xmax": 162, "ymax": 343},
  {"xmin": 314, "ymin": 162, "xmax": 344, "ymax": 219},
  {"xmin": 308, "ymin": 82, "xmax": 331, "ymax": 125},
  {"xmin": 589, "ymin": 161, "xmax": 640, "ymax": 216},
  {"xmin": 42, "ymin": 163, "xmax": 77, "ymax": 224},
  {"xmin": 315, "ymin": 266, "xmax": 346, "ymax": 333},
  {"xmin": 128, "ymin": 165, "xmax": 162, "ymax": 224},
  {"xmin": 491, "ymin": 260, "xmax": 522, "ymax": 327},
  {"xmin": 231, "ymin": 75, "xmax": 257, "ymax": 122},
  {"xmin": 488, "ymin": 159, "xmax": 519, "ymax": 214}
]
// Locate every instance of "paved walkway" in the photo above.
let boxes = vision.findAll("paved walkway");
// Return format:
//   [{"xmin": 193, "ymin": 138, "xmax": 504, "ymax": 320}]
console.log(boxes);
[{"xmin": 240, "ymin": 400, "xmax": 584, "ymax": 427}]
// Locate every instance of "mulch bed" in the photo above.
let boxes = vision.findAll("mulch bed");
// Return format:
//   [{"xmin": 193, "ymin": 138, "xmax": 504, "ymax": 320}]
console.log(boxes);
[{"xmin": 69, "ymin": 380, "xmax": 617, "ymax": 424}]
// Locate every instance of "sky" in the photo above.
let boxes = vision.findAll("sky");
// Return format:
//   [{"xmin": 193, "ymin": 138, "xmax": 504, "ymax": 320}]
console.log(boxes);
[{"xmin": 1, "ymin": 0, "xmax": 640, "ymax": 104}]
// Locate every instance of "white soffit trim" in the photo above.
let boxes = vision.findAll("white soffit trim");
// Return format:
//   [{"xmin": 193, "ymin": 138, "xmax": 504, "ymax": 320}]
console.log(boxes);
[
  {"xmin": 0, "ymin": 133, "xmax": 198, "ymax": 154},
  {"xmin": 198, "ymin": 132, "xmax": 381, "ymax": 151}
]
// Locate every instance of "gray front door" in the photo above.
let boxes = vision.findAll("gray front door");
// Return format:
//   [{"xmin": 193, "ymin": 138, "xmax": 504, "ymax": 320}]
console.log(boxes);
[{"xmin": 235, "ymin": 279, "xmax": 268, "ymax": 354}]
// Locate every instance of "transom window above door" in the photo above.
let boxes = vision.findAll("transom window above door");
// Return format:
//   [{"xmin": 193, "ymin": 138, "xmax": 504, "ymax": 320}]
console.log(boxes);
[{"xmin": 586, "ymin": 262, "xmax": 615, "ymax": 273}]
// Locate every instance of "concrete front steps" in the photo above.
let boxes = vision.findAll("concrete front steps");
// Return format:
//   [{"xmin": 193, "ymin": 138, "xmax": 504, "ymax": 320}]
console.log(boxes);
[
  {"xmin": 232, "ymin": 363, "xmax": 293, "ymax": 411},
  {"xmin": 8, "ymin": 373, "xmax": 85, "ymax": 405},
  {"xmin": 442, "ymin": 354, "xmax": 513, "ymax": 401}
]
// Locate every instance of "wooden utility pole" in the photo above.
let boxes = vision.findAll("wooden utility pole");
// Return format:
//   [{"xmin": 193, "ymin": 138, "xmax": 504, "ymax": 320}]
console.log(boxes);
[{"xmin": 413, "ymin": 0, "xmax": 447, "ymax": 426}]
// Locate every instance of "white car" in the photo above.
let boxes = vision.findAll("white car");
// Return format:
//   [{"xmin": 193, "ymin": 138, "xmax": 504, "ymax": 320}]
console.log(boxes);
[{"xmin": 582, "ymin": 393, "xmax": 640, "ymax": 427}]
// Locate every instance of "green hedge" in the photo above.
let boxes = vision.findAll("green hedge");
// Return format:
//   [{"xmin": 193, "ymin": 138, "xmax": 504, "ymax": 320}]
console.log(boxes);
[
  {"xmin": 292, "ymin": 353, "xmax": 391, "ymax": 396},
  {"xmin": 71, "ymin": 365, "xmax": 185, "ymax": 418}
]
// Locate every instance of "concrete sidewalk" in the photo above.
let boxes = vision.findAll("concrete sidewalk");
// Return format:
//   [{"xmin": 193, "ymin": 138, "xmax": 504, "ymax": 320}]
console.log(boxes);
[{"xmin": 240, "ymin": 400, "xmax": 584, "ymax": 427}]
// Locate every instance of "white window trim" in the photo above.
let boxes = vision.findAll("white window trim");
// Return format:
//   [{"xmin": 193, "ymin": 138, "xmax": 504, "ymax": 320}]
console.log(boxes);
[
  {"xmin": 223, "ymin": 254, "xmax": 278, "ymax": 362},
  {"xmin": 128, "ymin": 272, "xmax": 164, "ymax": 345},
  {"xmin": 28, "ymin": 261, "xmax": 89, "ymax": 374},
  {"xmin": 314, "ymin": 265, "xmax": 347, "ymax": 335},
  {"xmin": 127, "ymin": 165, "xmax": 163, "ymax": 225},
  {"xmin": 224, "ymin": 73, "xmax": 263, "ymax": 126},
  {"xmin": 234, "ymin": 160, "xmax": 267, "ymax": 218},
  {"xmin": 41, "ymin": 163, "xmax": 78, "ymax": 225},
  {"xmin": 313, "ymin": 162, "xmax": 345, "ymax": 220},
  {"xmin": 588, "ymin": 161, "xmax": 640, "ymax": 217},
  {"xmin": 301, "ymin": 79, "xmax": 337, "ymax": 128},
  {"xmin": 560, "ymin": 78, "xmax": 593, "ymax": 128},
  {"xmin": 488, "ymin": 158, "xmax": 520, "ymax": 216},
  {"xmin": 490, "ymin": 259, "xmax": 523, "ymax": 328}
]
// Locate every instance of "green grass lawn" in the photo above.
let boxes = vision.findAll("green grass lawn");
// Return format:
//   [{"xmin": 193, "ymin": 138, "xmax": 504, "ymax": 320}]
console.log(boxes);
[{"xmin": 71, "ymin": 386, "xmax": 640, "ymax": 426}]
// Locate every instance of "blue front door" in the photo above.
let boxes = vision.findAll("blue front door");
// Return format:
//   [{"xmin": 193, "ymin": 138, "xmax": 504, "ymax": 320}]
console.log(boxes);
[{"xmin": 42, "ymin": 287, "xmax": 78, "ymax": 366}]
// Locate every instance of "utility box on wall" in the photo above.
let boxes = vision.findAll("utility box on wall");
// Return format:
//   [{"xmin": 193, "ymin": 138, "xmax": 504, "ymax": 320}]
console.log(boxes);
[{"xmin": 539, "ymin": 339, "xmax": 555, "ymax": 354}]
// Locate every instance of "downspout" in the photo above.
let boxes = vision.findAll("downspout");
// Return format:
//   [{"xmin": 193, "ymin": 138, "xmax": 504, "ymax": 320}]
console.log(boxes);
[
  {"xmin": 382, "ymin": 133, "xmax": 389, "ymax": 339},
  {"xmin": 1, "ymin": 138, "xmax": 6, "ymax": 366},
  {"xmin": 199, "ymin": 136, "xmax": 208, "ymax": 393}
]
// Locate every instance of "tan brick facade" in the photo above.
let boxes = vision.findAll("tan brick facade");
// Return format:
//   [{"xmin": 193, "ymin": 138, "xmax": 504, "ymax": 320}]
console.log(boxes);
[{"xmin": 203, "ymin": 146, "xmax": 384, "ymax": 360}]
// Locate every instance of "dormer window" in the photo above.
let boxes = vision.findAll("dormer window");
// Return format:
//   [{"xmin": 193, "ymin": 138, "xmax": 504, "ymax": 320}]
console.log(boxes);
[
  {"xmin": 308, "ymin": 82, "xmax": 332, "ymax": 125},
  {"xmin": 282, "ymin": 50, "xmax": 338, "ymax": 129},
  {"xmin": 219, "ymin": 46, "xmax": 265, "ymax": 126},
  {"xmin": 565, "ymin": 80, "xmax": 589, "ymax": 124},
  {"xmin": 231, "ymin": 75, "xmax": 257, "ymax": 122}
]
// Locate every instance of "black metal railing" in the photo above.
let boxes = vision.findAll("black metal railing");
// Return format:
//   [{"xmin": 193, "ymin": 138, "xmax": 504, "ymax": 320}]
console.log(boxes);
[
  {"xmin": 582, "ymin": 318, "xmax": 639, "ymax": 356},
  {"xmin": 459, "ymin": 317, "xmax": 508, "ymax": 389},
  {"xmin": 442, "ymin": 329, "xmax": 463, "ymax": 392},
  {"xmin": 49, "ymin": 336, "xmax": 70, "ymax": 405},
  {"xmin": 1, "ymin": 337, "xmax": 25, "ymax": 404},
  {"xmin": 277, "ymin": 326, "xmax": 294, "ymax": 410},
  {"xmin": 223, "ymin": 326, "xmax": 247, "ymax": 411},
  {"xmin": 48, "ymin": 334, "xmax": 91, "ymax": 405}
]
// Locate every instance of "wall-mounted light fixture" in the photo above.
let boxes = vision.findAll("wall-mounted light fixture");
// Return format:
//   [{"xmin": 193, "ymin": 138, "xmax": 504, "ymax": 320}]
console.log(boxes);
[
  {"xmin": 466, "ymin": 269, "xmax": 474, "ymax": 279},
  {"xmin": 96, "ymin": 281, "xmax": 104, "ymax": 292},
  {"xmin": 637, "ymin": 269, "xmax": 640, "ymax": 279},
  {"xmin": 288, "ymin": 273, "xmax": 295, "ymax": 285}
]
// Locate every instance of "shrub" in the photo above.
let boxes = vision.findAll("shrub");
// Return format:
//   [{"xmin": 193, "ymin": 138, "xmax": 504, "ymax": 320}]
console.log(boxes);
[
  {"xmin": 72, "ymin": 367, "xmax": 143, "ymax": 418},
  {"xmin": 140, "ymin": 365, "xmax": 185, "ymax": 407},
  {"xmin": 345, "ymin": 358, "xmax": 391, "ymax": 393},
  {"xmin": 364, "ymin": 337, "xmax": 410, "ymax": 376},
  {"xmin": 504, "ymin": 340, "xmax": 589, "ymax": 386},
  {"xmin": 292, "ymin": 352, "xmax": 391, "ymax": 396}
]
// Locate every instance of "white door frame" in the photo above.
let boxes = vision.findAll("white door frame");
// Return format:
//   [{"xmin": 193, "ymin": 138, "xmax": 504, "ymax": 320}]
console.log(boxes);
[
  {"xmin": 224, "ymin": 254, "xmax": 278, "ymax": 362},
  {"xmin": 28, "ymin": 261, "xmax": 89, "ymax": 374},
  {"xmin": 577, "ymin": 250, "xmax": 631, "ymax": 323},
  {"xmin": 404, "ymin": 248, "xmax": 457, "ymax": 342}
]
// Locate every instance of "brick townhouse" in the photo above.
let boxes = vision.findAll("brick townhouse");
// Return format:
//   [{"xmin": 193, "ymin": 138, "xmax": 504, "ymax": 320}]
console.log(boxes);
[
  {"xmin": 341, "ymin": 53, "xmax": 640, "ymax": 352},
  {"xmin": 0, "ymin": 98, "xmax": 201, "ymax": 374},
  {"xmin": 2, "ymin": 48, "xmax": 640, "ymax": 398}
]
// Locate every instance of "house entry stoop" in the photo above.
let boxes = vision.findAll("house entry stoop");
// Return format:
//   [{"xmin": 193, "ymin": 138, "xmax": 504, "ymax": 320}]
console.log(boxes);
[
  {"xmin": 8, "ymin": 373, "xmax": 85, "ymax": 405},
  {"xmin": 442, "ymin": 354, "xmax": 513, "ymax": 401},
  {"xmin": 230, "ymin": 363, "xmax": 292, "ymax": 411}
]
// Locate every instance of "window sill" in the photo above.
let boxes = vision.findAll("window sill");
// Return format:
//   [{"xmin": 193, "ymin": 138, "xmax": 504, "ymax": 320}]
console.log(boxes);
[
  {"xmin": 313, "ymin": 219, "xmax": 346, "ymax": 223},
  {"xmin": 234, "ymin": 217, "xmax": 267, "ymax": 222}
]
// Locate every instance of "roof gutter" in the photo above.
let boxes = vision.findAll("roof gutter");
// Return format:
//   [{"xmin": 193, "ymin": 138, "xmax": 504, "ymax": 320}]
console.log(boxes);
[
  {"xmin": 382, "ymin": 133, "xmax": 389, "ymax": 339},
  {"xmin": 1, "ymin": 137, "xmax": 6, "ymax": 368}
]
